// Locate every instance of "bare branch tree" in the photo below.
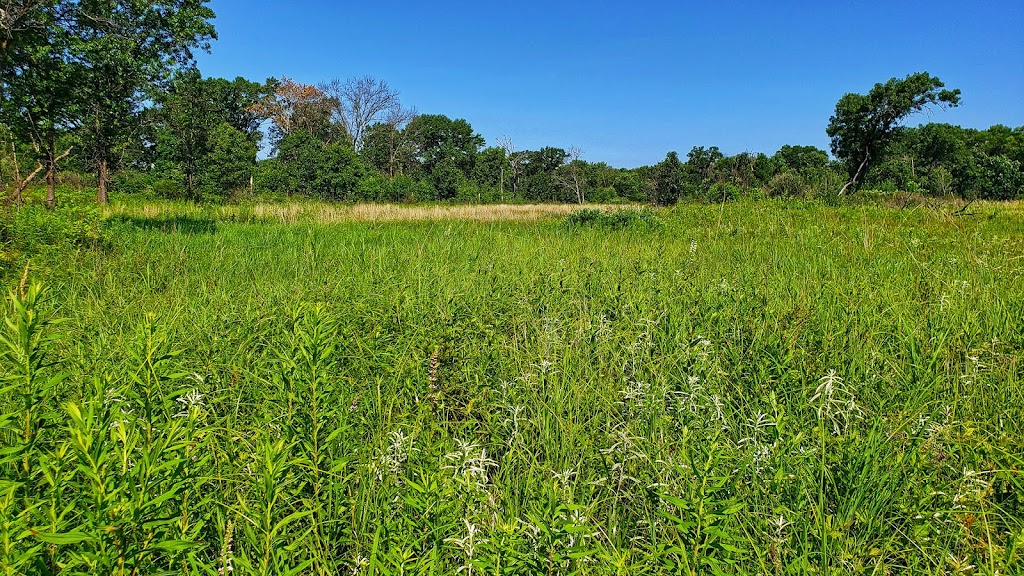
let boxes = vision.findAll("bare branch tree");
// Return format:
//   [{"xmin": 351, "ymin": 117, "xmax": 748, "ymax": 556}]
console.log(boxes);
[
  {"xmin": 382, "ymin": 105, "xmax": 417, "ymax": 177},
  {"xmin": 563, "ymin": 146, "xmax": 586, "ymax": 204},
  {"xmin": 320, "ymin": 76, "xmax": 401, "ymax": 152},
  {"xmin": 2, "ymin": 132, "xmax": 41, "ymax": 206},
  {"xmin": 0, "ymin": 1, "xmax": 45, "ymax": 44},
  {"xmin": 497, "ymin": 136, "xmax": 526, "ymax": 202}
]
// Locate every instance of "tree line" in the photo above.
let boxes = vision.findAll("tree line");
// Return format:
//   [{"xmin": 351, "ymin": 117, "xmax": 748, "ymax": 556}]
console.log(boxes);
[{"xmin": 2, "ymin": 2, "xmax": 1022, "ymax": 207}]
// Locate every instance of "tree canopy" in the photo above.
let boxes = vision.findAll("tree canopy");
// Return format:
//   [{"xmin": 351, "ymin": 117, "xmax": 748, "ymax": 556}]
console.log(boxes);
[{"xmin": 827, "ymin": 72, "xmax": 961, "ymax": 194}]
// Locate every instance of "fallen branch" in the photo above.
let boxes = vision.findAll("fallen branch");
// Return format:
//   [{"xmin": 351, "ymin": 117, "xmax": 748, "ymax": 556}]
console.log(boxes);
[{"xmin": 953, "ymin": 198, "xmax": 978, "ymax": 217}]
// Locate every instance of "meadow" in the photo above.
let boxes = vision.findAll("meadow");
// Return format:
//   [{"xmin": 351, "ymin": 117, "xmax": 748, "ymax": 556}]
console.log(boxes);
[{"xmin": 1, "ymin": 198, "xmax": 1023, "ymax": 575}]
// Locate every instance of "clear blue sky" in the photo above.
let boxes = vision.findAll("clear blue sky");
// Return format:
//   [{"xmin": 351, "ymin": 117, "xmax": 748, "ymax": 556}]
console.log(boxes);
[{"xmin": 194, "ymin": 0, "xmax": 1024, "ymax": 168}]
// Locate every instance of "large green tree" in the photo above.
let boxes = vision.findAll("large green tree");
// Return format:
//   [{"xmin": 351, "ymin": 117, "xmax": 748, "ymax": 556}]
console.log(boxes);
[
  {"xmin": 772, "ymin": 145, "xmax": 828, "ymax": 175},
  {"xmin": 203, "ymin": 121, "xmax": 256, "ymax": 200},
  {"xmin": 202, "ymin": 76, "xmax": 273, "ymax": 145},
  {"xmin": 72, "ymin": 0, "xmax": 217, "ymax": 203},
  {"xmin": 1, "ymin": 1, "xmax": 59, "ymax": 78},
  {"xmin": 151, "ymin": 70, "xmax": 268, "ymax": 200},
  {"xmin": 154, "ymin": 69, "xmax": 214, "ymax": 200},
  {"xmin": 827, "ymin": 72, "xmax": 960, "ymax": 194},
  {"xmin": 360, "ymin": 110, "xmax": 417, "ymax": 178},
  {"xmin": 652, "ymin": 151, "xmax": 684, "ymax": 205},
  {"xmin": 1, "ymin": 0, "xmax": 79, "ymax": 207},
  {"xmin": 405, "ymin": 114, "xmax": 483, "ymax": 177}
]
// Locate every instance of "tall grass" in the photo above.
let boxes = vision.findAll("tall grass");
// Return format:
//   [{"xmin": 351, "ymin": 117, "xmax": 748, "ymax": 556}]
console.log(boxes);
[{"xmin": 2, "ymin": 199, "xmax": 1022, "ymax": 574}]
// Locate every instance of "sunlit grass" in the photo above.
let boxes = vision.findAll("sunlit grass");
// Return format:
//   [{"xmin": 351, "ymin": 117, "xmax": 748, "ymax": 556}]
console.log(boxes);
[
  {"xmin": 102, "ymin": 199, "xmax": 639, "ymax": 223},
  {"xmin": 2, "ymin": 198, "xmax": 1022, "ymax": 574}
]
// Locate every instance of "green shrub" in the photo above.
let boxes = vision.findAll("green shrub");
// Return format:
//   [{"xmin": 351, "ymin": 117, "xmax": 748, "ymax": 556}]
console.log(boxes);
[
  {"xmin": 971, "ymin": 154, "xmax": 1023, "ymax": 200},
  {"xmin": 111, "ymin": 170, "xmax": 157, "ymax": 197},
  {"xmin": 390, "ymin": 174, "xmax": 433, "ymax": 203},
  {"xmin": 355, "ymin": 173, "xmax": 390, "ymax": 202},
  {"xmin": 1, "ymin": 202, "xmax": 106, "ymax": 275},
  {"xmin": 202, "ymin": 122, "xmax": 257, "ymax": 202},
  {"xmin": 564, "ymin": 207, "xmax": 664, "ymax": 230},
  {"xmin": 254, "ymin": 158, "xmax": 289, "ymax": 196},
  {"xmin": 705, "ymin": 182, "xmax": 741, "ymax": 203},
  {"xmin": 766, "ymin": 171, "xmax": 807, "ymax": 198}
]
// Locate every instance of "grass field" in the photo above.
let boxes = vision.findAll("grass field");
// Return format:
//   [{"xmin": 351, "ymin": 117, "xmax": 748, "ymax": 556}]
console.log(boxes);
[{"xmin": 2, "ymin": 199, "xmax": 1023, "ymax": 574}]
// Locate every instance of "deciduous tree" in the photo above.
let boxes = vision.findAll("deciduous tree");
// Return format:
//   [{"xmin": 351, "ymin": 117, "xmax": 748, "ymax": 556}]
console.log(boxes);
[
  {"xmin": 319, "ymin": 76, "xmax": 401, "ymax": 152},
  {"xmin": 250, "ymin": 77, "xmax": 337, "ymax": 147},
  {"xmin": 73, "ymin": 0, "xmax": 217, "ymax": 204},
  {"xmin": 653, "ymin": 151, "xmax": 683, "ymax": 205},
  {"xmin": 827, "ymin": 72, "xmax": 960, "ymax": 194},
  {"xmin": 1, "ymin": 0, "xmax": 77, "ymax": 207},
  {"xmin": 405, "ymin": 114, "xmax": 483, "ymax": 177}
]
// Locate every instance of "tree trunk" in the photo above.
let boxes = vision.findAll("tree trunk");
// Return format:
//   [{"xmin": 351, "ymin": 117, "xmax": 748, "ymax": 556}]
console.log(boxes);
[
  {"xmin": 10, "ymin": 156, "xmax": 43, "ymax": 208},
  {"xmin": 10, "ymin": 182, "xmax": 25, "ymax": 207},
  {"xmin": 839, "ymin": 149, "xmax": 870, "ymax": 196},
  {"xmin": 97, "ymin": 157, "xmax": 109, "ymax": 204},
  {"xmin": 45, "ymin": 161, "xmax": 56, "ymax": 210},
  {"xmin": 43, "ymin": 132, "xmax": 57, "ymax": 209},
  {"xmin": 8, "ymin": 142, "xmax": 25, "ymax": 207}
]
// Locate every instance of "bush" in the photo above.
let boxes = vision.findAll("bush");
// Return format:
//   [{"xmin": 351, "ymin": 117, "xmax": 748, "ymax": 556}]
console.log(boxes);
[
  {"xmin": 613, "ymin": 172, "xmax": 649, "ymax": 202},
  {"xmin": 391, "ymin": 175, "xmax": 434, "ymax": 203},
  {"xmin": 355, "ymin": 173, "xmax": 390, "ymax": 202},
  {"xmin": 705, "ymin": 182, "xmax": 741, "ymax": 203},
  {"xmin": 564, "ymin": 207, "xmax": 664, "ymax": 231},
  {"xmin": 766, "ymin": 172, "xmax": 807, "ymax": 198},
  {"xmin": 152, "ymin": 170, "xmax": 186, "ymax": 200},
  {"xmin": 254, "ymin": 158, "xmax": 289, "ymax": 196},
  {"xmin": 1, "ymin": 201, "xmax": 106, "ymax": 273},
  {"xmin": 275, "ymin": 131, "xmax": 322, "ymax": 196},
  {"xmin": 111, "ymin": 170, "xmax": 157, "ymax": 198},
  {"xmin": 971, "ymin": 154, "xmax": 1023, "ymax": 200},
  {"xmin": 430, "ymin": 159, "xmax": 464, "ymax": 201},
  {"xmin": 588, "ymin": 185, "xmax": 617, "ymax": 203},
  {"xmin": 316, "ymin": 144, "xmax": 364, "ymax": 201},
  {"xmin": 456, "ymin": 180, "xmax": 483, "ymax": 204}
]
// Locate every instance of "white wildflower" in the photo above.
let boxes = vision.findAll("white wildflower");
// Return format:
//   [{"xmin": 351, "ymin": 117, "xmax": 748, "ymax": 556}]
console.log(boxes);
[{"xmin": 174, "ymin": 389, "xmax": 205, "ymax": 419}]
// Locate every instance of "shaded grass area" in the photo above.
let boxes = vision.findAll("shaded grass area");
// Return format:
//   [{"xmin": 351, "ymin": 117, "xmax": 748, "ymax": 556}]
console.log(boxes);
[{"xmin": 2, "ymin": 199, "xmax": 1023, "ymax": 574}]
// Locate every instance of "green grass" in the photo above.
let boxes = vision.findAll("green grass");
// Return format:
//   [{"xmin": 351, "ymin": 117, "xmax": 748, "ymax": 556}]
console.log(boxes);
[{"xmin": 2, "ymin": 199, "xmax": 1023, "ymax": 574}]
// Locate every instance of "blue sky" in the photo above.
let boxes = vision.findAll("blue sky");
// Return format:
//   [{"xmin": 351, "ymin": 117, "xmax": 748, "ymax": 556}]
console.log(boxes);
[{"xmin": 194, "ymin": 0, "xmax": 1024, "ymax": 168}]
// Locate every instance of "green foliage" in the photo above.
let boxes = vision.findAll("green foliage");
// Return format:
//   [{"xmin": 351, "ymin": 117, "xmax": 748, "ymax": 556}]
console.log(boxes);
[
  {"xmin": 2, "ymin": 200, "xmax": 1024, "ymax": 573},
  {"xmin": 0, "ymin": 196, "xmax": 105, "ymax": 268},
  {"xmin": 766, "ymin": 171, "xmax": 808, "ymax": 198},
  {"xmin": 613, "ymin": 171, "xmax": 650, "ymax": 202},
  {"xmin": 263, "ymin": 132, "xmax": 366, "ymax": 200},
  {"xmin": 430, "ymin": 158, "xmax": 465, "ymax": 201},
  {"xmin": 203, "ymin": 122, "xmax": 257, "ymax": 201},
  {"xmin": 273, "ymin": 130, "xmax": 323, "ymax": 197},
  {"xmin": 652, "ymin": 151, "xmax": 684, "ymax": 205},
  {"xmin": 316, "ymin": 143, "xmax": 364, "ymax": 201},
  {"xmin": 772, "ymin": 145, "xmax": 828, "ymax": 175},
  {"xmin": 970, "ymin": 153, "xmax": 1023, "ymax": 200},
  {"xmin": 704, "ymin": 182, "xmax": 741, "ymax": 203},
  {"xmin": 71, "ymin": 0, "xmax": 218, "ymax": 201},
  {"xmin": 564, "ymin": 207, "xmax": 664, "ymax": 230},
  {"xmin": 827, "ymin": 72, "xmax": 961, "ymax": 190},
  {"xmin": 405, "ymin": 114, "xmax": 484, "ymax": 177}
]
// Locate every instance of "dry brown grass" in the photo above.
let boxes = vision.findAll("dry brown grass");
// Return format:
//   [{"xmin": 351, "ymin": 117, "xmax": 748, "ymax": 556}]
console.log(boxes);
[{"xmin": 104, "ymin": 201, "xmax": 635, "ymax": 223}]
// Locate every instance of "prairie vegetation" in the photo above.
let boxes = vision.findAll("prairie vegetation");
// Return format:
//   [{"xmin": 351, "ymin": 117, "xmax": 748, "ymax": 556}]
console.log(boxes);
[
  {"xmin": 2, "ymin": 198, "xmax": 1022, "ymax": 574},
  {"xmin": 3, "ymin": 2, "xmax": 1023, "ymax": 574},
  {"xmin": 100, "ymin": 200, "xmax": 634, "ymax": 224}
]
